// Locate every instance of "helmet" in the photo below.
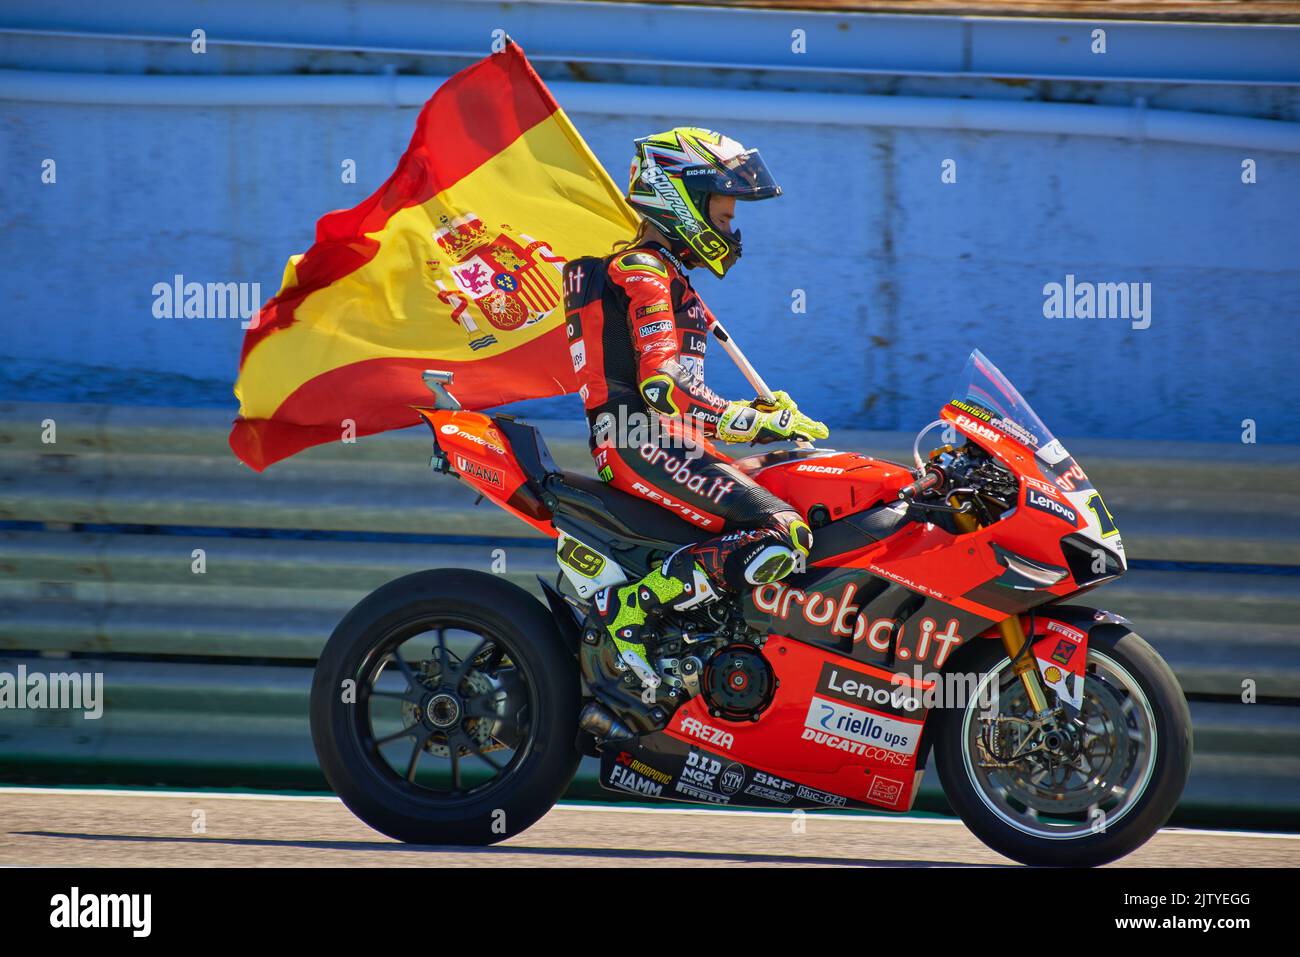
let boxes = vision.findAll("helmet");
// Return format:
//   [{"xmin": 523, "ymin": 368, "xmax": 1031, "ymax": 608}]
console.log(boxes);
[{"xmin": 627, "ymin": 127, "xmax": 782, "ymax": 278}]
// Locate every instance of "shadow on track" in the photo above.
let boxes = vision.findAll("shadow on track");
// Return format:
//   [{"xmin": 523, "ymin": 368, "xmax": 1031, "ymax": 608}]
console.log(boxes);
[{"xmin": 16, "ymin": 831, "xmax": 996, "ymax": 867}]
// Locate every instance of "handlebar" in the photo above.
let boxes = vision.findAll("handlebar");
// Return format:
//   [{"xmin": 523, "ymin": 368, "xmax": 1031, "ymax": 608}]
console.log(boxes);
[{"xmin": 898, "ymin": 467, "xmax": 944, "ymax": 500}]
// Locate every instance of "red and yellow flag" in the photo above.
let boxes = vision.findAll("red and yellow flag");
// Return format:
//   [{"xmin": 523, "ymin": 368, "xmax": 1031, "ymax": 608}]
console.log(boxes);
[{"xmin": 230, "ymin": 43, "xmax": 638, "ymax": 470}]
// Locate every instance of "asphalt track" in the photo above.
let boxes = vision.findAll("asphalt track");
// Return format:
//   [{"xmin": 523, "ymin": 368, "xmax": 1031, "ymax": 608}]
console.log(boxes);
[{"xmin": 0, "ymin": 788, "xmax": 1295, "ymax": 867}]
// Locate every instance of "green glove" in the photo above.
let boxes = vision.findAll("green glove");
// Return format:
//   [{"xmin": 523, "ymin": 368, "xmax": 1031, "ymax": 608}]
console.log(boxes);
[{"xmin": 717, "ymin": 396, "xmax": 830, "ymax": 444}]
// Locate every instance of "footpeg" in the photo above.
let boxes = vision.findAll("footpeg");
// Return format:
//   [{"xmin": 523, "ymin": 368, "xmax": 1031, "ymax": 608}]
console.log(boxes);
[{"xmin": 620, "ymin": 649, "xmax": 662, "ymax": 690}]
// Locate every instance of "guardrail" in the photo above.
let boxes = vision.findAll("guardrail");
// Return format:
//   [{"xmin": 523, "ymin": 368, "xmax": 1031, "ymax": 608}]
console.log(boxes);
[{"xmin": 2, "ymin": 401, "xmax": 1298, "ymax": 825}]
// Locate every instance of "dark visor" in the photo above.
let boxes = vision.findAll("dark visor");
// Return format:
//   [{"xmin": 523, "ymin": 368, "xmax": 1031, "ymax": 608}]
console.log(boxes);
[{"xmin": 682, "ymin": 149, "xmax": 782, "ymax": 200}]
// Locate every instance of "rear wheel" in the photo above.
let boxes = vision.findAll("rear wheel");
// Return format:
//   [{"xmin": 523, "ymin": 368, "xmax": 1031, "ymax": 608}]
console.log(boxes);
[
  {"xmin": 933, "ymin": 627, "xmax": 1192, "ymax": 867},
  {"xmin": 310, "ymin": 569, "xmax": 581, "ymax": 845}
]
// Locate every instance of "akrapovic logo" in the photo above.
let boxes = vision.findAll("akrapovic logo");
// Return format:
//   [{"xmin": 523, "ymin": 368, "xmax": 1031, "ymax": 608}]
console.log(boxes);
[{"xmin": 1025, "ymin": 487, "xmax": 1078, "ymax": 525}]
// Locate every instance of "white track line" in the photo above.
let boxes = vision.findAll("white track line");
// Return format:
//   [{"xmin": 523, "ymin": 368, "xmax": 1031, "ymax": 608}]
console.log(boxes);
[{"xmin": 1, "ymin": 787, "xmax": 1296, "ymax": 840}]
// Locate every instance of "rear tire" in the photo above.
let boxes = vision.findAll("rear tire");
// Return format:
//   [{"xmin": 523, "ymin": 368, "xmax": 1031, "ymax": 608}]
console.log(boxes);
[
  {"xmin": 310, "ymin": 569, "xmax": 581, "ymax": 845},
  {"xmin": 933, "ymin": 627, "xmax": 1192, "ymax": 867}
]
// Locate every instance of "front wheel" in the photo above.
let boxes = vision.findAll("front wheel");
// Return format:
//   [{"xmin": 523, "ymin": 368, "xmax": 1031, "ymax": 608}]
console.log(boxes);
[
  {"xmin": 933, "ymin": 626, "xmax": 1192, "ymax": 867},
  {"xmin": 310, "ymin": 569, "xmax": 582, "ymax": 845}
]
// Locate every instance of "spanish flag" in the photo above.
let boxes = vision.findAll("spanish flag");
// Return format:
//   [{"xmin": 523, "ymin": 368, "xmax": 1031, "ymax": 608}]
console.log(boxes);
[{"xmin": 230, "ymin": 42, "xmax": 638, "ymax": 470}]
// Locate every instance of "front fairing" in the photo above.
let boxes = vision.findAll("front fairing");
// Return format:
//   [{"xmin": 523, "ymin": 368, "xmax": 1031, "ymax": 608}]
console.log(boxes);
[{"xmin": 943, "ymin": 350, "xmax": 1127, "ymax": 580}]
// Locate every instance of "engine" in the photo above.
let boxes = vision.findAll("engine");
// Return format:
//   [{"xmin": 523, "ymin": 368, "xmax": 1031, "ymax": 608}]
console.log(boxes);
[{"xmin": 699, "ymin": 644, "xmax": 776, "ymax": 722}]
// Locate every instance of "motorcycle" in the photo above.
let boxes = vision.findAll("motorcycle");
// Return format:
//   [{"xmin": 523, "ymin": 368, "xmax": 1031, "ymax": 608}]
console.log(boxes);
[{"xmin": 310, "ymin": 348, "xmax": 1192, "ymax": 866}]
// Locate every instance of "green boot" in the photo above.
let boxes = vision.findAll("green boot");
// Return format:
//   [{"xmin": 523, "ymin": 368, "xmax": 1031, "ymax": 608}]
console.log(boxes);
[{"xmin": 591, "ymin": 554, "xmax": 716, "ymax": 685}]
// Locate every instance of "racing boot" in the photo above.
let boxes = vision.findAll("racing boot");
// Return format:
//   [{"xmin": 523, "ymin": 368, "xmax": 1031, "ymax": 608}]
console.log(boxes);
[{"xmin": 589, "ymin": 548, "xmax": 718, "ymax": 689}]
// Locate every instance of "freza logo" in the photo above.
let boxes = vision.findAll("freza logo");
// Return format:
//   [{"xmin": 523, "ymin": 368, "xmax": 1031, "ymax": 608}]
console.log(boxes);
[{"xmin": 679, "ymin": 715, "xmax": 734, "ymax": 750}]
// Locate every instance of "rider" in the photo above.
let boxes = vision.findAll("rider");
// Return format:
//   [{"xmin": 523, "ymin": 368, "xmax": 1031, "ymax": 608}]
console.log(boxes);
[{"xmin": 561, "ymin": 127, "xmax": 829, "ymax": 687}]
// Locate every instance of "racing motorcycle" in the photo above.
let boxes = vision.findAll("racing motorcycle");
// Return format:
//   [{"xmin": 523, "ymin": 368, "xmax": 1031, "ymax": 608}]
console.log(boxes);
[{"xmin": 310, "ymin": 348, "xmax": 1192, "ymax": 866}]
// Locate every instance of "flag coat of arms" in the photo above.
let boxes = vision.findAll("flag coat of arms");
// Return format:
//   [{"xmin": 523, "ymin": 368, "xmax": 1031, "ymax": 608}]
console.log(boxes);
[{"xmin": 230, "ymin": 42, "xmax": 638, "ymax": 470}]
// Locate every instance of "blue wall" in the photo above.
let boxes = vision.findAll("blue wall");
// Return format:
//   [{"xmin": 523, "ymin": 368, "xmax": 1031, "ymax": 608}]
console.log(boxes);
[{"xmin": 2, "ymin": 1, "xmax": 1298, "ymax": 443}]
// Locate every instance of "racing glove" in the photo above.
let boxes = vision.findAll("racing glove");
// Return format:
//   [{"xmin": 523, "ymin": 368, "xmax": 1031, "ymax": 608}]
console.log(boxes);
[{"xmin": 716, "ymin": 394, "xmax": 830, "ymax": 444}]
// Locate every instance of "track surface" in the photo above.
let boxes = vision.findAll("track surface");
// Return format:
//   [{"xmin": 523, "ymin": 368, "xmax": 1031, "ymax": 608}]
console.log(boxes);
[{"xmin": 1, "ymin": 789, "xmax": 1295, "ymax": 867}]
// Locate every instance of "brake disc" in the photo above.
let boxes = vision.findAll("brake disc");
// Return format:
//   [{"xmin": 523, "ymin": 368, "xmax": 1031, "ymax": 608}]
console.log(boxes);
[
  {"xmin": 993, "ymin": 674, "xmax": 1132, "ymax": 814},
  {"xmin": 401, "ymin": 670, "xmax": 497, "ymax": 757}
]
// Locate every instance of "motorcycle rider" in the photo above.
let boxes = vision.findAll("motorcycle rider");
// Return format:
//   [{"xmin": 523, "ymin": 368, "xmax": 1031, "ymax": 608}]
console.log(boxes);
[{"xmin": 561, "ymin": 127, "xmax": 829, "ymax": 689}]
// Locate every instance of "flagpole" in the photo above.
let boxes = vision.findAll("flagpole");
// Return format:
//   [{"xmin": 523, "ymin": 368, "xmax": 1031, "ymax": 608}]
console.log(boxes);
[{"xmin": 709, "ymin": 318, "xmax": 814, "ymax": 450}]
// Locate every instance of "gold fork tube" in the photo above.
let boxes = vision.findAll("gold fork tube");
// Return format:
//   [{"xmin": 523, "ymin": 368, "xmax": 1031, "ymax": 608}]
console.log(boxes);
[{"xmin": 953, "ymin": 503, "xmax": 1051, "ymax": 714}]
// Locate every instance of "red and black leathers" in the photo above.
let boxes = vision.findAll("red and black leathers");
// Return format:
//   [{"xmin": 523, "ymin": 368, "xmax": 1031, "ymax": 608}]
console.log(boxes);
[{"xmin": 562, "ymin": 241, "xmax": 811, "ymax": 593}]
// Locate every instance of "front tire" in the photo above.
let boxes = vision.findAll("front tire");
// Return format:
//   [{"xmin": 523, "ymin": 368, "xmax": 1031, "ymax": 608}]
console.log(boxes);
[
  {"xmin": 933, "ymin": 626, "xmax": 1192, "ymax": 867},
  {"xmin": 310, "ymin": 569, "xmax": 581, "ymax": 845}
]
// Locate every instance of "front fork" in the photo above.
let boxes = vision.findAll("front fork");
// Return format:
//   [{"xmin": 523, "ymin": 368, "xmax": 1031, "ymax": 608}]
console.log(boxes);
[{"xmin": 953, "ymin": 509, "xmax": 1052, "ymax": 715}]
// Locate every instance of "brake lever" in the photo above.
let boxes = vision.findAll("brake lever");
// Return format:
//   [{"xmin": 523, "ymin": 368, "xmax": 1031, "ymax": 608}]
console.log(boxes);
[{"xmin": 905, "ymin": 498, "xmax": 973, "ymax": 515}]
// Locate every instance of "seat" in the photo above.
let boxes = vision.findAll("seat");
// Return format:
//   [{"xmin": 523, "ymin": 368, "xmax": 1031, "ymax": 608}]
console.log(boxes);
[
  {"xmin": 489, "ymin": 415, "xmax": 709, "ymax": 548},
  {"xmin": 546, "ymin": 471, "xmax": 711, "ymax": 547}
]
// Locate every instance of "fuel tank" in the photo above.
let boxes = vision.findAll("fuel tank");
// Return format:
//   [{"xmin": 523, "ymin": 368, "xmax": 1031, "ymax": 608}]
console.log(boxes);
[{"xmin": 732, "ymin": 447, "xmax": 915, "ymax": 526}]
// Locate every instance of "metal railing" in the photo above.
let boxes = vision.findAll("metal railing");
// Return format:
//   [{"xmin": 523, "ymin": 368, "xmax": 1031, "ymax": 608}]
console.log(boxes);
[{"xmin": 2, "ymin": 400, "xmax": 1298, "ymax": 824}]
